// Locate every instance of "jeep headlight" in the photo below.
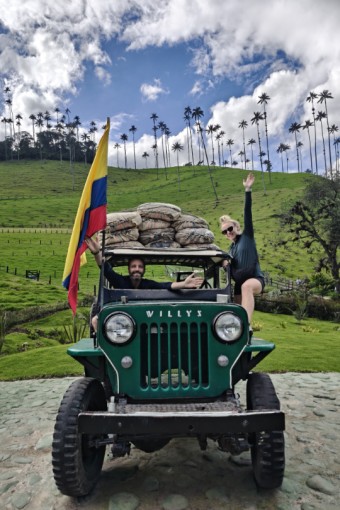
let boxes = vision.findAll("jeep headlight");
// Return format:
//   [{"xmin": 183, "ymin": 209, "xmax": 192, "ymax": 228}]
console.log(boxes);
[
  {"xmin": 104, "ymin": 313, "xmax": 135, "ymax": 344},
  {"xmin": 213, "ymin": 312, "xmax": 243, "ymax": 343}
]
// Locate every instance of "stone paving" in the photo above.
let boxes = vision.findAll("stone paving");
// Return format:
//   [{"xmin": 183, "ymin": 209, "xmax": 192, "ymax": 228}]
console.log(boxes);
[{"xmin": 0, "ymin": 373, "xmax": 339, "ymax": 510}]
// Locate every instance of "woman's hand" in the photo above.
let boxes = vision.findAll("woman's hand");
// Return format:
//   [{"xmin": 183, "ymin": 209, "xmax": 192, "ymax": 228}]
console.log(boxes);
[
  {"xmin": 243, "ymin": 172, "xmax": 255, "ymax": 190},
  {"xmin": 85, "ymin": 236, "xmax": 100, "ymax": 254}
]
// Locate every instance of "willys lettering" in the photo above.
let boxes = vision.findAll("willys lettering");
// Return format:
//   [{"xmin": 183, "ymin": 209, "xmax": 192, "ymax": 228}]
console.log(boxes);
[{"xmin": 146, "ymin": 309, "xmax": 202, "ymax": 318}]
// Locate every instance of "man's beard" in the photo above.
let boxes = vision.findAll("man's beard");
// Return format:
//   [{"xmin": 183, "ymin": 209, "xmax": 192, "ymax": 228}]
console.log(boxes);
[{"xmin": 130, "ymin": 271, "xmax": 143, "ymax": 281}]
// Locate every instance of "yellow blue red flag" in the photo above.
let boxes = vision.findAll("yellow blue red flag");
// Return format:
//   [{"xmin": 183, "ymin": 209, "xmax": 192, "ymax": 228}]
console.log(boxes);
[{"xmin": 62, "ymin": 118, "xmax": 110, "ymax": 314}]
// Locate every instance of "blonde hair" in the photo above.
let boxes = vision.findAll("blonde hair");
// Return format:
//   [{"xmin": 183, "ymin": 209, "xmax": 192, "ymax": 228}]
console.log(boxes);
[{"xmin": 219, "ymin": 214, "xmax": 242, "ymax": 234}]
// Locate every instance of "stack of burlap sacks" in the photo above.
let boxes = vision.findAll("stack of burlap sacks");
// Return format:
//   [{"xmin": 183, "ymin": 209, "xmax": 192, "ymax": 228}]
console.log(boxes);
[{"xmin": 100, "ymin": 202, "xmax": 219, "ymax": 250}]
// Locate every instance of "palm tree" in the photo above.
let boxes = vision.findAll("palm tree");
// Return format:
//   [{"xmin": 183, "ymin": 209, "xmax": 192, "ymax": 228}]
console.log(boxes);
[
  {"xmin": 171, "ymin": 141, "xmax": 184, "ymax": 191},
  {"xmin": 318, "ymin": 90, "xmax": 333, "ymax": 177},
  {"xmin": 219, "ymin": 130, "xmax": 225, "ymax": 166},
  {"xmin": 238, "ymin": 150, "xmax": 245, "ymax": 168},
  {"xmin": 120, "ymin": 133, "xmax": 128, "ymax": 169},
  {"xmin": 226, "ymin": 139, "xmax": 234, "ymax": 167},
  {"xmin": 5, "ymin": 98, "xmax": 15, "ymax": 136},
  {"xmin": 306, "ymin": 91, "xmax": 319, "ymax": 174},
  {"xmin": 328, "ymin": 124, "xmax": 339, "ymax": 176},
  {"xmin": 29, "ymin": 113, "xmax": 37, "ymax": 144},
  {"xmin": 157, "ymin": 121, "xmax": 167, "ymax": 170},
  {"xmin": 89, "ymin": 121, "xmax": 97, "ymax": 142},
  {"xmin": 81, "ymin": 132, "xmax": 90, "ymax": 164},
  {"xmin": 276, "ymin": 143, "xmax": 286, "ymax": 173},
  {"xmin": 215, "ymin": 132, "xmax": 222, "ymax": 166},
  {"xmin": 258, "ymin": 92, "xmax": 271, "ymax": 182},
  {"xmin": 73, "ymin": 115, "xmax": 81, "ymax": 141},
  {"xmin": 282, "ymin": 144, "xmax": 290, "ymax": 173},
  {"xmin": 150, "ymin": 113, "xmax": 159, "ymax": 170},
  {"xmin": 129, "ymin": 125, "xmax": 137, "ymax": 170},
  {"xmin": 251, "ymin": 111, "xmax": 266, "ymax": 192},
  {"xmin": 142, "ymin": 151, "xmax": 149, "ymax": 168},
  {"xmin": 288, "ymin": 122, "xmax": 302, "ymax": 172},
  {"xmin": 302, "ymin": 120, "xmax": 314, "ymax": 174},
  {"xmin": 54, "ymin": 107, "xmax": 60, "ymax": 124},
  {"xmin": 238, "ymin": 120, "xmax": 248, "ymax": 170},
  {"xmin": 184, "ymin": 107, "xmax": 194, "ymax": 165},
  {"xmin": 206, "ymin": 124, "xmax": 216, "ymax": 164},
  {"xmin": 334, "ymin": 137, "xmax": 340, "ymax": 177},
  {"xmin": 297, "ymin": 141, "xmax": 304, "ymax": 172},
  {"xmin": 247, "ymin": 138, "xmax": 256, "ymax": 170},
  {"xmin": 316, "ymin": 111, "xmax": 328, "ymax": 177},
  {"xmin": 164, "ymin": 126, "xmax": 171, "ymax": 171},
  {"xmin": 192, "ymin": 107, "xmax": 204, "ymax": 162},
  {"xmin": 113, "ymin": 142, "xmax": 121, "ymax": 168},
  {"xmin": 1, "ymin": 117, "xmax": 8, "ymax": 159}
]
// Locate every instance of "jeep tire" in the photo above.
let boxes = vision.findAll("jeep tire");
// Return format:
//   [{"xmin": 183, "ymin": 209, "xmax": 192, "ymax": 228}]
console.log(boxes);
[
  {"xmin": 52, "ymin": 378, "xmax": 107, "ymax": 497},
  {"xmin": 246, "ymin": 372, "xmax": 285, "ymax": 489}
]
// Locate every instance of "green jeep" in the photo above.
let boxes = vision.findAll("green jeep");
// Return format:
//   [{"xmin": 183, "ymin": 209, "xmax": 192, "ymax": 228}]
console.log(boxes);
[{"xmin": 52, "ymin": 247, "xmax": 285, "ymax": 497}]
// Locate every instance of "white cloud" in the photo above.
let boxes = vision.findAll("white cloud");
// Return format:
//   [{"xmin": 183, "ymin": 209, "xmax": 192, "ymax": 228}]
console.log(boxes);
[{"xmin": 140, "ymin": 79, "xmax": 169, "ymax": 102}]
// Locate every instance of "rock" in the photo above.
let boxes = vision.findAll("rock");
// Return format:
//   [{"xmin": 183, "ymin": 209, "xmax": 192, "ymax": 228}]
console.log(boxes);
[
  {"xmin": 161, "ymin": 493, "xmax": 189, "ymax": 510},
  {"xmin": 306, "ymin": 474, "xmax": 337, "ymax": 495},
  {"xmin": 108, "ymin": 492, "xmax": 139, "ymax": 510}
]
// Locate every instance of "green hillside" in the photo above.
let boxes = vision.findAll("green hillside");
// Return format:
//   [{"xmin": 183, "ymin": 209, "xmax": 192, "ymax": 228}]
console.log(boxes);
[{"xmin": 0, "ymin": 159, "xmax": 315, "ymax": 300}]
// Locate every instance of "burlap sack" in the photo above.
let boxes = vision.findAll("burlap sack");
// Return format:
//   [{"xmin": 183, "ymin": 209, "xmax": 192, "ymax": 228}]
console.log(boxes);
[
  {"xmin": 173, "ymin": 213, "xmax": 209, "ymax": 230},
  {"xmin": 139, "ymin": 219, "xmax": 170, "ymax": 231},
  {"xmin": 106, "ymin": 211, "xmax": 142, "ymax": 231},
  {"xmin": 105, "ymin": 227, "xmax": 139, "ymax": 244},
  {"xmin": 139, "ymin": 227, "xmax": 175, "ymax": 245},
  {"xmin": 137, "ymin": 202, "xmax": 181, "ymax": 221},
  {"xmin": 175, "ymin": 228, "xmax": 215, "ymax": 246},
  {"xmin": 144, "ymin": 241, "xmax": 181, "ymax": 249},
  {"xmin": 105, "ymin": 240, "xmax": 145, "ymax": 249},
  {"xmin": 184, "ymin": 243, "xmax": 220, "ymax": 250}
]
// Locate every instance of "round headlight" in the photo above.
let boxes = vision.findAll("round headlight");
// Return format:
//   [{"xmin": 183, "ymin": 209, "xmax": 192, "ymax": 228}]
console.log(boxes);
[
  {"xmin": 104, "ymin": 313, "xmax": 135, "ymax": 344},
  {"xmin": 213, "ymin": 312, "xmax": 243, "ymax": 343}
]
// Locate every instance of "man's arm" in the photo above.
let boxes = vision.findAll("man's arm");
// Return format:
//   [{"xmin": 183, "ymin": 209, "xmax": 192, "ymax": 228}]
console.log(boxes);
[{"xmin": 170, "ymin": 273, "xmax": 204, "ymax": 289}]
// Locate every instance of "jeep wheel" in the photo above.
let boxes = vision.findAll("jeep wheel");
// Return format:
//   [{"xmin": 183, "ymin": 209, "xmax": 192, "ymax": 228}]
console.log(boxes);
[
  {"xmin": 52, "ymin": 378, "xmax": 107, "ymax": 497},
  {"xmin": 246, "ymin": 372, "xmax": 285, "ymax": 489}
]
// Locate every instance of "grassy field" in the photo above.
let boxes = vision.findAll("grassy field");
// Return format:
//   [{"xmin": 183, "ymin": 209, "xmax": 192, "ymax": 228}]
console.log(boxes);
[{"xmin": 0, "ymin": 159, "xmax": 338, "ymax": 379}]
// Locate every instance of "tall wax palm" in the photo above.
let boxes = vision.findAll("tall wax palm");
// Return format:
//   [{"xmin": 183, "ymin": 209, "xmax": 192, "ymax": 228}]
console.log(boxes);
[
  {"xmin": 81, "ymin": 132, "xmax": 90, "ymax": 164},
  {"xmin": 192, "ymin": 107, "xmax": 204, "ymax": 162},
  {"xmin": 302, "ymin": 120, "xmax": 314, "ymax": 173},
  {"xmin": 219, "ymin": 130, "xmax": 225, "ymax": 165},
  {"xmin": 297, "ymin": 141, "xmax": 304, "ymax": 172},
  {"xmin": 215, "ymin": 132, "xmax": 222, "ymax": 166},
  {"xmin": 150, "ymin": 113, "xmax": 159, "ymax": 170},
  {"xmin": 306, "ymin": 91, "xmax": 319, "ymax": 174},
  {"xmin": 184, "ymin": 107, "xmax": 194, "ymax": 165},
  {"xmin": 120, "ymin": 133, "xmax": 128, "ymax": 169},
  {"xmin": 251, "ymin": 111, "xmax": 266, "ymax": 192},
  {"xmin": 44, "ymin": 111, "xmax": 51, "ymax": 129},
  {"xmin": 29, "ymin": 114, "xmax": 37, "ymax": 143},
  {"xmin": 334, "ymin": 137, "xmax": 340, "ymax": 177},
  {"xmin": 288, "ymin": 122, "xmax": 302, "ymax": 173},
  {"xmin": 1, "ymin": 117, "xmax": 8, "ymax": 159},
  {"xmin": 238, "ymin": 120, "xmax": 248, "ymax": 170},
  {"xmin": 171, "ymin": 141, "xmax": 184, "ymax": 192},
  {"xmin": 258, "ymin": 92, "xmax": 271, "ymax": 182},
  {"xmin": 282, "ymin": 144, "xmax": 290, "ymax": 173},
  {"xmin": 164, "ymin": 127, "xmax": 171, "ymax": 170},
  {"xmin": 276, "ymin": 143, "xmax": 286, "ymax": 173},
  {"xmin": 5, "ymin": 98, "xmax": 15, "ymax": 136},
  {"xmin": 73, "ymin": 116, "xmax": 81, "ymax": 142},
  {"xmin": 328, "ymin": 124, "xmax": 339, "ymax": 175},
  {"xmin": 316, "ymin": 111, "xmax": 328, "ymax": 177},
  {"xmin": 113, "ymin": 142, "xmax": 121, "ymax": 168},
  {"xmin": 226, "ymin": 139, "xmax": 234, "ymax": 166},
  {"xmin": 129, "ymin": 125, "xmax": 137, "ymax": 170},
  {"xmin": 238, "ymin": 150, "xmax": 245, "ymax": 167},
  {"xmin": 35, "ymin": 117, "xmax": 44, "ymax": 160},
  {"xmin": 157, "ymin": 121, "xmax": 167, "ymax": 169},
  {"xmin": 318, "ymin": 90, "xmax": 333, "ymax": 177},
  {"xmin": 247, "ymin": 138, "xmax": 256, "ymax": 169},
  {"xmin": 142, "ymin": 151, "xmax": 149, "ymax": 168},
  {"xmin": 54, "ymin": 107, "xmax": 60, "ymax": 124},
  {"xmin": 90, "ymin": 121, "xmax": 97, "ymax": 142},
  {"xmin": 206, "ymin": 124, "xmax": 216, "ymax": 164}
]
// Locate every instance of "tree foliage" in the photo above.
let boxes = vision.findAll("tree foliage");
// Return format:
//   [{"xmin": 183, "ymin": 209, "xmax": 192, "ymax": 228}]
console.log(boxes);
[{"xmin": 280, "ymin": 176, "xmax": 340, "ymax": 293}]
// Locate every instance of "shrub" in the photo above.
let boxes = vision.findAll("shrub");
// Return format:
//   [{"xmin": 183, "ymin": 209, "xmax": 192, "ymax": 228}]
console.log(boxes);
[{"xmin": 255, "ymin": 293, "xmax": 340, "ymax": 321}]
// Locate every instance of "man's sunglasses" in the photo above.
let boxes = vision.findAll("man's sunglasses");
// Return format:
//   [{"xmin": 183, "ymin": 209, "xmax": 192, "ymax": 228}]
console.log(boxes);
[{"xmin": 222, "ymin": 226, "xmax": 234, "ymax": 235}]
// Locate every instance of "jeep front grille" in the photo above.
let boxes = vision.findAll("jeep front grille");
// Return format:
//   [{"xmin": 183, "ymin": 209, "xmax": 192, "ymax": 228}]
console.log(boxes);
[{"xmin": 140, "ymin": 321, "xmax": 209, "ymax": 390}]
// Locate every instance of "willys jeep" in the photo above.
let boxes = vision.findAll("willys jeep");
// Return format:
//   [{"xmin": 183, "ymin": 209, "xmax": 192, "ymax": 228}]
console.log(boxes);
[{"xmin": 52, "ymin": 246, "xmax": 285, "ymax": 497}]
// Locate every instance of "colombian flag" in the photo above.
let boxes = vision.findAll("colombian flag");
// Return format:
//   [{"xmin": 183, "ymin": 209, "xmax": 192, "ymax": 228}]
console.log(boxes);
[{"xmin": 62, "ymin": 118, "xmax": 110, "ymax": 314}]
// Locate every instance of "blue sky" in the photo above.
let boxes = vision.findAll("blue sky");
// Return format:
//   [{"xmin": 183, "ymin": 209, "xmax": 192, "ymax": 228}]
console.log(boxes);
[{"xmin": 0, "ymin": 0, "xmax": 339, "ymax": 173}]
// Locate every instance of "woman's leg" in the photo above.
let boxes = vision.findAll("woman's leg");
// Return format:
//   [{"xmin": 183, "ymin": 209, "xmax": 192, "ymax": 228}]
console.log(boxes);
[{"xmin": 240, "ymin": 278, "xmax": 262, "ymax": 323}]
